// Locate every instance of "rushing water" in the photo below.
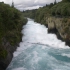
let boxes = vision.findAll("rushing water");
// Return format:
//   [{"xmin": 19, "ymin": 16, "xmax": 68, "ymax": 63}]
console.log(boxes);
[{"xmin": 6, "ymin": 18, "xmax": 70, "ymax": 70}]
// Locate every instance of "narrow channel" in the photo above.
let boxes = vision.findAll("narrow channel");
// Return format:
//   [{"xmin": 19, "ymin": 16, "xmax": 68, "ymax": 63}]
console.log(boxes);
[{"xmin": 6, "ymin": 18, "xmax": 70, "ymax": 70}]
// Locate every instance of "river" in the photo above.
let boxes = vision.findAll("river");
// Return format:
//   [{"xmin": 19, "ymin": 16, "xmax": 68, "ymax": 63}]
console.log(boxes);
[{"xmin": 6, "ymin": 18, "xmax": 70, "ymax": 70}]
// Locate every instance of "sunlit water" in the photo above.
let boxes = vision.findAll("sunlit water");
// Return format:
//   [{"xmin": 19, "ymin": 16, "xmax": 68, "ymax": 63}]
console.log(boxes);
[{"xmin": 6, "ymin": 18, "xmax": 70, "ymax": 70}]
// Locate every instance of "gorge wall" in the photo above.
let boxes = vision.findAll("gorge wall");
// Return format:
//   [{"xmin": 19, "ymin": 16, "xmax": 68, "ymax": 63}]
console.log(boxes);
[
  {"xmin": 0, "ymin": 39, "xmax": 17, "ymax": 70},
  {"xmin": 0, "ymin": 2, "xmax": 27, "ymax": 70},
  {"xmin": 47, "ymin": 17, "xmax": 70, "ymax": 46},
  {"xmin": 0, "ymin": 20, "xmax": 27, "ymax": 70}
]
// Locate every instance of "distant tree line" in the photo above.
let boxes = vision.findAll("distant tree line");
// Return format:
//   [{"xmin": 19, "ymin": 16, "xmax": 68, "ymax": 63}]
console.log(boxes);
[{"xmin": 23, "ymin": 0, "xmax": 70, "ymax": 24}]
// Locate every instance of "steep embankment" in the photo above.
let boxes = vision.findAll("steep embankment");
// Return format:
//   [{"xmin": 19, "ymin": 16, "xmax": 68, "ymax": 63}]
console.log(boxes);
[
  {"xmin": 0, "ymin": 2, "xmax": 27, "ymax": 70},
  {"xmin": 47, "ymin": 17, "xmax": 70, "ymax": 46},
  {"xmin": 23, "ymin": 0, "xmax": 70, "ymax": 46}
]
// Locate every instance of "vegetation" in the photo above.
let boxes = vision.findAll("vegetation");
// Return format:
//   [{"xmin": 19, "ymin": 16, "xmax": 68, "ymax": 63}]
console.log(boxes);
[
  {"xmin": 62, "ymin": 0, "xmax": 70, "ymax": 2},
  {"xmin": 0, "ymin": 49, "xmax": 8, "ymax": 59},
  {"xmin": 0, "ymin": 2, "xmax": 27, "ymax": 59},
  {"xmin": 23, "ymin": 0, "xmax": 70, "ymax": 23},
  {"xmin": 23, "ymin": 9, "xmax": 37, "ymax": 19},
  {"xmin": 51, "ymin": 2, "xmax": 70, "ymax": 16}
]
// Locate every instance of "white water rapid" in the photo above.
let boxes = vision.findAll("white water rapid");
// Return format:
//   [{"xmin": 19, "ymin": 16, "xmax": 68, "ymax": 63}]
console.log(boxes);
[{"xmin": 6, "ymin": 18, "xmax": 70, "ymax": 70}]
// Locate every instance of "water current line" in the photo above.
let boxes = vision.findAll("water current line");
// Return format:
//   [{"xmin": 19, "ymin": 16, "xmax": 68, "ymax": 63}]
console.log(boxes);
[{"xmin": 25, "ymin": 42, "xmax": 51, "ymax": 47}]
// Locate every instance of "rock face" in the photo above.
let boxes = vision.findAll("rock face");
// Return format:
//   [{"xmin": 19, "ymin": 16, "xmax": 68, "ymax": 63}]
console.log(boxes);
[
  {"xmin": 47, "ymin": 17, "xmax": 70, "ymax": 46},
  {"xmin": 0, "ymin": 38, "xmax": 19, "ymax": 70}
]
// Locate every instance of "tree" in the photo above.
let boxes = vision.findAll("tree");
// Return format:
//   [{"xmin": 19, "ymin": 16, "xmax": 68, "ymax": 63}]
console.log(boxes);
[
  {"xmin": 54, "ymin": 0, "xmax": 57, "ymax": 4},
  {"xmin": 62, "ymin": 0, "xmax": 70, "ymax": 2},
  {"xmin": 12, "ymin": 0, "xmax": 14, "ymax": 8}
]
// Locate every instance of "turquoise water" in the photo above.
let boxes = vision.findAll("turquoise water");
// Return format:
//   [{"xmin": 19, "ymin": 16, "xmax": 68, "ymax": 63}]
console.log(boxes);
[{"xmin": 6, "ymin": 19, "xmax": 70, "ymax": 70}]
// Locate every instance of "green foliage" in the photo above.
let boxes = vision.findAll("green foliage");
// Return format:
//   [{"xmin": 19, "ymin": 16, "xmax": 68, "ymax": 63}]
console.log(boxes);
[
  {"xmin": 23, "ymin": 9, "xmax": 37, "ymax": 19},
  {"xmin": 51, "ymin": 2, "xmax": 70, "ymax": 16},
  {"xmin": 0, "ymin": 2, "xmax": 27, "ymax": 58},
  {"xmin": 62, "ymin": 0, "xmax": 70, "ymax": 2},
  {"xmin": 0, "ymin": 49, "xmax": 8, "ymax": 59},
  {"xmin": 34, "ymin": 7, "xmax": 49, "ymax": 24}
]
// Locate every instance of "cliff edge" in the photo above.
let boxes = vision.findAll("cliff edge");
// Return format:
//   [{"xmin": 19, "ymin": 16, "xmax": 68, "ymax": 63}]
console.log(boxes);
[
  {"xmin": 47, "ymin": 17, "xmax": 70, "ymax": 46},
  {"xmin": 0, "ymin": 2, "xmax": 27, "ymax": 70}
]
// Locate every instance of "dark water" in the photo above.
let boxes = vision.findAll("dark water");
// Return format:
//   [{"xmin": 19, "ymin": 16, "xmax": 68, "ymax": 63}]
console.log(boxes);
[{"xmin": 6, "ymin": 18, "xmax": 70, "ymax": 70}]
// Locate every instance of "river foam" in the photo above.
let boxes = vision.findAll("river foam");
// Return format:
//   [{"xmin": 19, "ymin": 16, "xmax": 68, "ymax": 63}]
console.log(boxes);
[{"xmin": 6, "ymin": 18, "xmax": 70, "ymax": 70}]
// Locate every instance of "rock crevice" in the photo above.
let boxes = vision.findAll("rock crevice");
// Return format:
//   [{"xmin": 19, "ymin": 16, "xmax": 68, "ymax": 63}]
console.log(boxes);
[{"xmin": 47, "ymin": 17, "xmax": 70, "ymax": 46}]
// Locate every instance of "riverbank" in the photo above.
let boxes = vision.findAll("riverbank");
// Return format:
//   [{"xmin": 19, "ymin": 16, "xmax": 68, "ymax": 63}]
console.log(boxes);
[
  {"xmin": 0, "ymin": 2, "xmax": 27, "ymax": 70},
  {"xmin": 46, "ymin": 17, "xmax": 70, "ymax": 46}
]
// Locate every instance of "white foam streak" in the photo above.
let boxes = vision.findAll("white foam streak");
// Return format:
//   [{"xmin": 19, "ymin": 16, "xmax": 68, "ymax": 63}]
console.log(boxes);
[
  {"xmin": 32, "ymin": 51, "xmax": 41, "ymax": 64},
  {"xmin": 13, "ymin": 67, "xmax": 27, "ymax": 70},
  {"xmin": 62, "ymin": 53, "xmax": 70, "ymax": 58},
  {"xmin": 13, "ymin": 42, "xmax": 32, "ymax": 57}
]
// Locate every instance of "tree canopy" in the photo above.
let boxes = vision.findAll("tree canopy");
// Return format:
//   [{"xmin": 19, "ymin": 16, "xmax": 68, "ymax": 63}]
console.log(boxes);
[{"xmin": 62, "ymin": 0, "xmax": 70, "ymax": 2}]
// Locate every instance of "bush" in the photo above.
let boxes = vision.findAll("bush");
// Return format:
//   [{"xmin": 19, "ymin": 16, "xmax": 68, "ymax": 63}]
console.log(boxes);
[{"xmin": 0, "ymin": 2, "xmax": 27, "ymax": 58}]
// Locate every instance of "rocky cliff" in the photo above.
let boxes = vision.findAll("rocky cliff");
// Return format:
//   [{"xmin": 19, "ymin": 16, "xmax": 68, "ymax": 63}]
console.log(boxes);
[
  {"xmin": 47, "ymin": 17, "xmax": 70, "ymax": 46},
  {"xmin": 0, "ymin": 23, "xmax": 27, "ymax": 70},
  {"xmin": 0, "ymin": 38, "xmax": 19, "ymax": 70}
]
